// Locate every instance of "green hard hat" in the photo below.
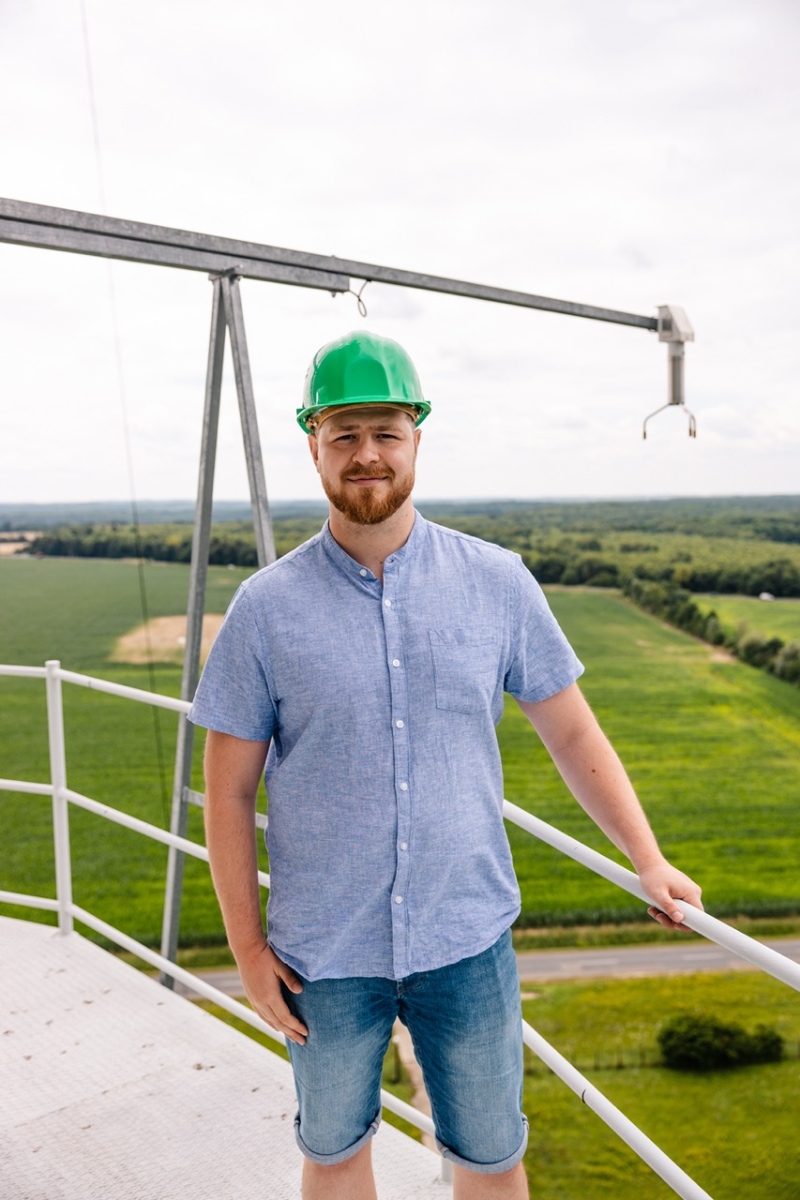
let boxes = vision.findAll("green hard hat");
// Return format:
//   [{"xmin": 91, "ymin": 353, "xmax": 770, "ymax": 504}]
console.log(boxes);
[{"xmin": 297, "ymin": 331, "xmax": 431, "ymax": 434}]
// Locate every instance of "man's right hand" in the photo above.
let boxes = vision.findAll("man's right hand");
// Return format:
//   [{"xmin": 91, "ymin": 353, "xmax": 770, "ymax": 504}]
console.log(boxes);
[{"xmin": 238, "ymin": 941, "xmax": 309, "ymax": 1046}]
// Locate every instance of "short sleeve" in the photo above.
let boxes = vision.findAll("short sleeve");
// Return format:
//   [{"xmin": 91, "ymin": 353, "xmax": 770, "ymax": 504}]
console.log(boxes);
[
  {"xmin": 504, "ymin": 558, "xmax": 584, "ymax": 702},
  {"xmin": 187, "ymin": 584, "xmax": 277, "ymax": 741}
]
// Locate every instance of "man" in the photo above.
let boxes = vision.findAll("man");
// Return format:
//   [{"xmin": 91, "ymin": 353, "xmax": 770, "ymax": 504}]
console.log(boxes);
[{"xmin": 189, "ymin": 331, "xmax": 702, "ymax": 1200}]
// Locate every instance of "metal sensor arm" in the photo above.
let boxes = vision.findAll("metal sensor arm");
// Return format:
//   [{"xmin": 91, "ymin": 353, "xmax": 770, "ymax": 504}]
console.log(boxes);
[{"xmin": 643, "ymin": 305, "xmax": 697, "ymax": 438}]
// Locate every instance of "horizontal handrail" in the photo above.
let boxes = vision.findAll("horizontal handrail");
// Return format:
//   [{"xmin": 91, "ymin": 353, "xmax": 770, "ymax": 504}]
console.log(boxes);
[
  {"xmin": 0, "ymin": 890, "xmax": 59, "ymax": 912},
  {"xmin": 504, "ymin": 800, "xmax": 800, "ymax": 993},
  {"xmin": 57, "ymin": 667, "xmax": 191, "ymax": 714},
  {"xmin": 63, "ymin": 787, "xmax": 271, "ymax": 890},
  {"xmin": 0, "ymin": 778, "xmax": 52, "ymax": 796},
  {"xmin": 0, "ymin": 664, "xmax": 48, "ymax": 679}
]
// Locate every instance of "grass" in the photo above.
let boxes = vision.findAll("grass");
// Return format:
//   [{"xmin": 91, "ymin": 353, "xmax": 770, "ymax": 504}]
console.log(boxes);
[
  {"xmin": 500, "ymin": 587, "xmax": 800, "ymax": 925},
  {"xmin": 0, "ymin": 556, "xmax": 250, "ymax": 942},
  {"xmin": 696, "ymin": 593, "xmax": 800, "ymax": 644},
  {"xmin": 520, "ymin": 971, "xmax": 800, "ymax": 1198},
  {"xmin": 3, "ymin": 560, "xmax": 800, "ymax": 944}
]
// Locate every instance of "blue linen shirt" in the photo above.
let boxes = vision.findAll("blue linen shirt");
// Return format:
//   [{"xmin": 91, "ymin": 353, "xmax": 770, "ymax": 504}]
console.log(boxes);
[{"xmin": 188, "ymin": 513, "xmax": 583, "ymax": 982}]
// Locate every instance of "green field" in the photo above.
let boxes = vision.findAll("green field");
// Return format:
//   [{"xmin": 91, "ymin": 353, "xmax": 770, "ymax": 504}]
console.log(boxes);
[
  {"xmin": 696, "ymin": 594, "xmax": 800, "ymax": 644},
  {"xmin": 2, "ymin": 558, "xmax": 800, "ymax": 943},
  {"xmin": 0, "ymin": 555, "xmax": 250, "ymax": 944},
  {"xmin": 502, "ymin": 587, "xmax": 800, "ymax": 924}
]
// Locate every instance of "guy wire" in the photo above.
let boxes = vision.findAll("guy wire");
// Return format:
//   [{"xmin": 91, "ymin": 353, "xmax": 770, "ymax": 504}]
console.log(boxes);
[{"xmin": 79, "ymin": 0, "xmax": 170, "ymax": 825}]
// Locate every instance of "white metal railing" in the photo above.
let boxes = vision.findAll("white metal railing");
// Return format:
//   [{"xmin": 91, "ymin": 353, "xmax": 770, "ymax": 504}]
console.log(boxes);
[{"xmin": 2, "ymin": 662, "xmax": 800, "ymax": 1198}]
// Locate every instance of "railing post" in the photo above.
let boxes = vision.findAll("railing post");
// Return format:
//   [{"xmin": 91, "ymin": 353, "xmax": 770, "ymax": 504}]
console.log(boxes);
[{"xmin": 45, "ymin": 659, "xmax": 73, "ymax": 935}]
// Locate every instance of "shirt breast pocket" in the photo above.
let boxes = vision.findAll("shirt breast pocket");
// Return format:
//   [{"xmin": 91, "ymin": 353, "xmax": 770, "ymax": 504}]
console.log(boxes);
[{"xmin": 428, "ymin": 628, "xmax": 500, "ymax": 716}]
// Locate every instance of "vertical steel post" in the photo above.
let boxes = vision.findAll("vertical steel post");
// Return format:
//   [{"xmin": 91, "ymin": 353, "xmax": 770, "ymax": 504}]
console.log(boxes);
[
  {"xmin": 45, "ymin": 660, "xmax": 73, "ymax": 935},
  {"xmin": 160, "ymin": 279, "xmax": 227, "ymax": 981},
  {"xmin": 220, "ymin": 274, "xmax": 276, "ymax": 567}
]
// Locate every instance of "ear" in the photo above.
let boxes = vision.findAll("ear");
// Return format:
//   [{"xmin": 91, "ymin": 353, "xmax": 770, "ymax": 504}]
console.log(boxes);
[{"xmin": 308, "ymin": 433, "xmax": 320, "ymax": 472}]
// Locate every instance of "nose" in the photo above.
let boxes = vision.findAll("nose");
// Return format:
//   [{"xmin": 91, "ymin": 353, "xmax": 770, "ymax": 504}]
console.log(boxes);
[{"xmin": 351, "ymin": 435, "xmax": 382, "ymax": 466}]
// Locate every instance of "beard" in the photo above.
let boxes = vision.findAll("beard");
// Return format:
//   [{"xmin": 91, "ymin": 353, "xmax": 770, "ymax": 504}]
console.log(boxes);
[{"xmin": 321, "ymin": 464, "xmax": 415, "ymax": 526}]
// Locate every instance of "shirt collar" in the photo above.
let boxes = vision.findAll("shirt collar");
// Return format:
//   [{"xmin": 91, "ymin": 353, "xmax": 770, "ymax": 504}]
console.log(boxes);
[{"xmin": 321, "ymin": 510, "xmax": 426, "ymax": 582}]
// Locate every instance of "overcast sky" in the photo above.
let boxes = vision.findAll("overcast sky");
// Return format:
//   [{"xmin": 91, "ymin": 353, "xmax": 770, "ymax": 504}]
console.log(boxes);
[{"xmin": 1, "ymin": 0, "xmax": 798, "ymax": 506}]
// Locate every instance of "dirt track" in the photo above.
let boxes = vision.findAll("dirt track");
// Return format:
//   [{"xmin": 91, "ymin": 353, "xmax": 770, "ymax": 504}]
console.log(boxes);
[{"xmin": 111, "ymin": 614, "xmax": 224, "ymax": 665}]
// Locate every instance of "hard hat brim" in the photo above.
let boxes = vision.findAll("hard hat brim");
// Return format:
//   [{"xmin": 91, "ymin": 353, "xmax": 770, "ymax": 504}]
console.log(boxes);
[
  {"xmin": 297, "ymin": 398, "xmax": 431, "ymax": 435},
  {"xmin": 301, "ymin": 401, "xmax": 424, "ymax": 434}
]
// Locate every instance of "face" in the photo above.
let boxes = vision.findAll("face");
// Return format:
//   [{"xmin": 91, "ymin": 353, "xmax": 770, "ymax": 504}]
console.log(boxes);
[{"xmin": 309, "ymin": 407, "xmax": 421, "ymax": 526}]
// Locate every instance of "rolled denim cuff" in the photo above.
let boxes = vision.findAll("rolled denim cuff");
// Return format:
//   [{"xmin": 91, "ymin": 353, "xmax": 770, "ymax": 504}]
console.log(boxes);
[
  {"xmin": 436, "ymin": 1114, "xmax": 528, "ymax": 1175},
  {"xmin": 293, "ymin": 1110, "xmax": 381, "ymax": 1165}
]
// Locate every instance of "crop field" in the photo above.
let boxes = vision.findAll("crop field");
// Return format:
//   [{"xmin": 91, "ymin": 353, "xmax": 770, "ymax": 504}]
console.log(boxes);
[
  {"xmin": 502, "ymin": 586, "xmax": 800, "ymax": 925},
  {"xmin": 2, "ymin": 557, "xmax": 800, "ymax": 945},
  {"xmin": 0, "ymin": 555, "xmax": 249, "ymax": 944}
]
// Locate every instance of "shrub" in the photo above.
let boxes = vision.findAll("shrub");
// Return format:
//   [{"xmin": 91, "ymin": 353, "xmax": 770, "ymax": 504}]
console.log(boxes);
[
  {"xmin": 703, "ymin": 613, "xmax": 726, "ymax": 645},
  {"xmin": 771, "ymin": 641, "xmax": 800, "ymax": 685},
  {"xmin": 658, "ymin": 1013, "xmax": 784, "ymax": 1071},
  {"xmin": 736, "ymin": 631, "xmax": 784, "ymax": 670}
]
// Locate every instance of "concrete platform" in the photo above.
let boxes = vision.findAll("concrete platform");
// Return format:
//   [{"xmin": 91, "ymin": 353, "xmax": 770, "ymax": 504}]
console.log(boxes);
[{"xmin": 0, "ymin": 916, "xmax": 450, "ymax": 1199}]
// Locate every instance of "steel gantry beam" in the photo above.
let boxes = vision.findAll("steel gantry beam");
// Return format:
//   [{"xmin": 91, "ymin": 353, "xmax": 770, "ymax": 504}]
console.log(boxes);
[{"xmin": 0, "ymin": 198, "xmax": 659, "ymax": 328}]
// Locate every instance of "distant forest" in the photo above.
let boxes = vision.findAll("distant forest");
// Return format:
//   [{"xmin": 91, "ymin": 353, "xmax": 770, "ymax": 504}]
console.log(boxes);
[{"xmin": 14, "ymin": 495, "xmax": 800, "ymax": 599}]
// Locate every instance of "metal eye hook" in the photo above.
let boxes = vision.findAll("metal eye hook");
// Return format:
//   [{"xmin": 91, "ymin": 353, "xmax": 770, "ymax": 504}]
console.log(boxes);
[{"xmin": 346, "ymin": 280, "xmax": 370, "ymax": 318}]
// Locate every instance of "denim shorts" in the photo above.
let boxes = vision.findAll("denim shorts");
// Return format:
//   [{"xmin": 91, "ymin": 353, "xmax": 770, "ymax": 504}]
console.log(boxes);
[{"xmin": 282, "ymin": 929, "xmax": 527, "ymax": 1174}]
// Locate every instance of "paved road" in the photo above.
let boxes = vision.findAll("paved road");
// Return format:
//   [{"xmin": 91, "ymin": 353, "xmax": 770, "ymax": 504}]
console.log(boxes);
[
  {"xmin": 515, "ymin": 937, "xmax": 800, "ymax": 983},
  {"xmin": 176, "ymin": 938, "xmax": 800, "ymax": 999}
]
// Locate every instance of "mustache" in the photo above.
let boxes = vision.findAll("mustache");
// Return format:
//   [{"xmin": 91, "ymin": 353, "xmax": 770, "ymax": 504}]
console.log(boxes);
[{"xmin": 342, "ymin": 467, "xmax": 394, "ymax": 481}]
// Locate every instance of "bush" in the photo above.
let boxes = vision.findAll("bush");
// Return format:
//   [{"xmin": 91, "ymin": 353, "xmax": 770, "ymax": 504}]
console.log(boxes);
[
  {"xmin": 771, "ymin": 641, "xmax": 800, "ymax": 684},
  {"xmin": 736, "ymin": 631, "xmax": 784, "ymax": 670},
  {"xmin": 658, "ymin": 1013, "xmax": 784, "ymax": 1071}
]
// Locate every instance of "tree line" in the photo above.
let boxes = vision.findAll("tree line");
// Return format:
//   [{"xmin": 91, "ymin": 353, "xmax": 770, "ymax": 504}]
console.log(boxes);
[
  {"xmin": 625, "ymin": 577, "xmax": 800, "ymax": 686},
  {"xmin": 25, "ymin": 513, "xmax": 800, "ymax": 599}
]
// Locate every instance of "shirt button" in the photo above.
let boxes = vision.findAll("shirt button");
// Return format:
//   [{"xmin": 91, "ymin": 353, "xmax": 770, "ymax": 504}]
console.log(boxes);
[
  {"xmin": 359, "ymin": 568, "xmax": 368, "ymax": 577},
  {"xmin": 384, "ymin": 598, "xmax": 392, "ymax": 607},
  {"xmin": 400, "ymin": 842, "xmax": 408, "ymax": 851},
  {"xmin": 395, "ymin": 719, "xmax": 404, "ymax": 728},
  {"xmin": 392, "ymin": 658, "xmax": 400, "ymax": 667},
  {"xmin": 400, "ymin": 782, "xmax": 408, "ymax": 791},
  {"xmin": 395, "ymin": 895, "xmax": 403, "ymax": 904}
]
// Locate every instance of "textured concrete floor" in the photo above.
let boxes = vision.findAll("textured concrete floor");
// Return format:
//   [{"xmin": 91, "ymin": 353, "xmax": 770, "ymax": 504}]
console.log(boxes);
[{"xmin": 0, "ymin": 916, "xmax": 450, "ymax": 1200}]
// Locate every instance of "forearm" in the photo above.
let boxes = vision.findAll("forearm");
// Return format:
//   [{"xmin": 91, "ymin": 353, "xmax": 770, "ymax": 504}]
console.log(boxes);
[
  {"xmin": 547, "ymin": 719, "xmax": 666, "ymax": 873},
  {"xmin": 518, "ymin": 684, "xmax": 702, "ymax": 925},
  {"xmin": 205, "ymin": 789, "xmax": 265, "ymax": 962},
  {"xmin": 518, "ymin": 684, "xmax": 661, "ymax": 867},
  {"xmin": 203, "ymin": 729, "xmax": 269, "ymax": 963}
]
